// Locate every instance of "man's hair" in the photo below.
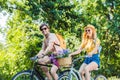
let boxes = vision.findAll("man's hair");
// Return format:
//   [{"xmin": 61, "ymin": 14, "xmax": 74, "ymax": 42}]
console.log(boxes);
[{"xmin": 39, "ymin": 23, "xmax": 49, "ymax": 31}]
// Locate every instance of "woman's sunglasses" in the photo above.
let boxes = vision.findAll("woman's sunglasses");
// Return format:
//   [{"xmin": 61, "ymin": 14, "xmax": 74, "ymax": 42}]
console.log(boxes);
[
  {"xmin": 85, "ymin": 29, "xmax": 90, "ymax": 32},
  {"xmin": 40, "ymin": 28, "xmax": 47, "ymax": 31}
]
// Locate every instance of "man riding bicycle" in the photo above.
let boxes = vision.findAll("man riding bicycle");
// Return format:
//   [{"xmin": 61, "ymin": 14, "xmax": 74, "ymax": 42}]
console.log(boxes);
[{"xmin": 31, "ymin": 23, "xmax": 63, "ymax": 80}]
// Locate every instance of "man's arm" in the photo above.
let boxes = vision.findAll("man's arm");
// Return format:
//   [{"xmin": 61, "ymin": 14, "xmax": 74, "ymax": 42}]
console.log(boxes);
[
  {"xmin": 43, "ymin": 42, "xmax": 54, "ymax": 55},
  {"xmin": 43, "ymin": 34, "xmax": 56, "ymax": 55},
  {"xmin": 37, "ymin": 41, "xmax": 45, "ymax": 57}
]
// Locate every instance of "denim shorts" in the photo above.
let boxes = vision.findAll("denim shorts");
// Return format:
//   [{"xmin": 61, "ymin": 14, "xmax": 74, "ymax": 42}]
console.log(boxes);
[{"xmin": 84, "ymin": 54, "xmax": 100, "ymax": 67}]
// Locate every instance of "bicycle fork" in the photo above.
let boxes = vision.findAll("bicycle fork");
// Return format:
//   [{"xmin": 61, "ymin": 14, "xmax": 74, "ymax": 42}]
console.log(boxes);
[
  {"xmin": 30, "ymin": 69, "xmax": 35, "ymax": 80},
  {"xmin": 68, "ymin": 70, "xmax": 72, "ymax": 80},
  {"xmin": 68, "ymin": 68, "xmax": 79, "ymax": 80},
  {"xmin": 71, "ymin": 68, "xmax": 84, "ymax": 80}
]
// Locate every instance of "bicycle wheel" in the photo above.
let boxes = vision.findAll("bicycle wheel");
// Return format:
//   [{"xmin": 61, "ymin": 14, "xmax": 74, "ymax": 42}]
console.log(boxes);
[
  {"xmin": 58, "ymin": 70, "xmax": 79, "ymax": 80},
  {"xmin": 94, "ymin": 75, "xmax": 107, "ymax": 80},
  {"xmin": 12, "ymin": 70, "xmax": 39, "ymax": 80}
]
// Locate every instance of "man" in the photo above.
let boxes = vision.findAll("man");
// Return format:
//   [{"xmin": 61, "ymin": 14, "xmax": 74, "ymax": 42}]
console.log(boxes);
[{"xmin": 31, "ymin": 23, "xmax": 63, "ymax": 80}]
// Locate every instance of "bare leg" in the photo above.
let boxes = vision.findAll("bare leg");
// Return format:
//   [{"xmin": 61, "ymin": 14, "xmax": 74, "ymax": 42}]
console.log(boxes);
[
  {"xmin": 79, "ymin": 63, "xmax": 87, "ymax": 80},
  {"xmin": 38, "ymin": 56, "xmax": 52, "ymax": 80},
  {"xmin": 84, "ymin": 62, "xmax": 98, "ymax": 80},
  {"xmin": 50, "ymin": 65, "xmax": 58, "ymax": 80}
]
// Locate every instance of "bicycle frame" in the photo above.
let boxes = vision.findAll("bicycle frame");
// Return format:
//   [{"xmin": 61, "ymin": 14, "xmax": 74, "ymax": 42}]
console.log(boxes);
[
  {"xmin": 30, "ymin": 61, "xmax": 53, "ymax": 80},
  {"xmin": 30, "ymin": 60, "xmax": 63, "ymax": 80},
  {"xmin": 30, "ymin": 62, "xmax": 43, "ymax": 80},
  {"xmin": 66, "ymin": 46, "xmax": 103, "ymax": 80},
  {"xmin": 69, "ymin": 67, "xmax": 81, "ymax": 80},
  {"xmin": 30, "ymin": 58, "xmax": 82, "ymax": 80},
  {"xmin": 66, "ymin": 56, "xmax": 86, "ymax": 80}
]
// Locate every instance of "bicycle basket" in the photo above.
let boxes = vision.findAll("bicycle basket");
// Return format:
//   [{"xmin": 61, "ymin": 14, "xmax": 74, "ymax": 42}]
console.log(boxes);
[{"xmin": 57, "ymin": 57, "xmax": 72, "ymax": 67}]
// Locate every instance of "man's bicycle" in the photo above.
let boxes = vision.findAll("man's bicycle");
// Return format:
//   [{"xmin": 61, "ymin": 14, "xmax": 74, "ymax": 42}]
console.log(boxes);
[
  {"xmin": 12, "ymin": 57, "xmax": 66, "ymax": 80},
  {"xmin": 58, "ymin": 46, "xmax": 107, "ymax": 80}
]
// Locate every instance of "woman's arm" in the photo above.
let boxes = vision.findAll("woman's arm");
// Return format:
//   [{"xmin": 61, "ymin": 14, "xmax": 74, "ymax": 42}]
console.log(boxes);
[
  {"xmin": 69, "ymin": 40, "xmax": 85, "ymax": 57},
  {"xmin": 69, "ymin": 47, "xmax": 83, "ymax": 57}
]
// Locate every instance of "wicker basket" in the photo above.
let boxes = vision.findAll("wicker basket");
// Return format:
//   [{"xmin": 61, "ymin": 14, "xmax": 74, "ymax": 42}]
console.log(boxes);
[{"xmin": 57, "ymin": 57, "xmax": 72, "ymax": 67}]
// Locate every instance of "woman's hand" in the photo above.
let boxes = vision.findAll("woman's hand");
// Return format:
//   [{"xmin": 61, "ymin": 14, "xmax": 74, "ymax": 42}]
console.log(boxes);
[{"xmin": 69, "ymin": 53, "xmax": 74, "ymax": 57}]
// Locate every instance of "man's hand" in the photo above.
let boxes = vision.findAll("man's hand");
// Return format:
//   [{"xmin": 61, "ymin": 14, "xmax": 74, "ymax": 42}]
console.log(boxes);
[
  {"xmin": 37, "ymin": 53, "xmax": 45, "ymax": 58},
  {"xmin": 30, "ymin": 56, "xmax": 38, "ymax": 61}
]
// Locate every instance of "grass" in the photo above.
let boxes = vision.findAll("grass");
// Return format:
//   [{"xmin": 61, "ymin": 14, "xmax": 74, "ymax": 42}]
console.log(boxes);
[{"xmin": 108, "ymin": 76, "xmax": 120, "ymax": 80}]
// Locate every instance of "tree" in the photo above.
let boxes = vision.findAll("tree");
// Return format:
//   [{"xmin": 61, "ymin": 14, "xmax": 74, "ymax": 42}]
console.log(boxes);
[{"xmin": 0, "ymin": 0, "xmax": 120, "ymax": 79}]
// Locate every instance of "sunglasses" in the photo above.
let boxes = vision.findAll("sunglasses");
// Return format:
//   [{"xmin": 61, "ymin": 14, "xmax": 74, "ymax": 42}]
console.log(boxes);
[
  {"xmin": 40, "ymin": 28, "xmax": 47, "ymax": 31},
  {"xmin": 85, "ymin": 29, "xmax": 90, "ymax": 32}
]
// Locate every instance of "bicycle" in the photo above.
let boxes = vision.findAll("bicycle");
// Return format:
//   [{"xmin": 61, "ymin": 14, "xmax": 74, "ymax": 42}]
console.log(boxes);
[
  {"xmin": 58, "ymin": 46, "xmax": 107, "ymax": 80},
  {"xmin": 12, "ymin": 56, "xmax": 67, "ymax": 80}
]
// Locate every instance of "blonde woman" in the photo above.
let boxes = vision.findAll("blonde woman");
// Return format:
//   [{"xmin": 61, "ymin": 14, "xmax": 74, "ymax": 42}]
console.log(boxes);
[{"xmin": 69, "ymin": 25, "xmax": 100, "ymax": 80}]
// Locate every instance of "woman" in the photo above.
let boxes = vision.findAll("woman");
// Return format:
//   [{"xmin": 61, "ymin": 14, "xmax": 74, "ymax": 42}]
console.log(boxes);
[{"xmin": 69, "ymin": 24, "xmax": 100, "ymax": 80}]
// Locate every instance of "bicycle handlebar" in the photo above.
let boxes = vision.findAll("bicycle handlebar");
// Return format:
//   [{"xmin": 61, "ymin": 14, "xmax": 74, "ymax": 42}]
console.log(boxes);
[
  {"xmin": 30, "ymin": 55, "xmax": 90, "ymax": 67},
  {"xmin": 72, "ymin": 55, "xmax": 89, "ymax": 64},
  {"xmin": 30, "ymin": 56, "xmax": 53, "ymax": 67}
]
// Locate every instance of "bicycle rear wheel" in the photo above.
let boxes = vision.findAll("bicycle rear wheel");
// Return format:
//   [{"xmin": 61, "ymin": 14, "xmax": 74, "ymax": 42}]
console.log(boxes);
[
  {"xmin": 94, "ymin": 75, "xmax": 107, "ymax": 80},
  {"xmin": 12, "ymin": 70, "xmax": 40, "ymax": 80},
  {"xmin": 58, "ymin": 70, "xmax": 79, "ymax": 80}
]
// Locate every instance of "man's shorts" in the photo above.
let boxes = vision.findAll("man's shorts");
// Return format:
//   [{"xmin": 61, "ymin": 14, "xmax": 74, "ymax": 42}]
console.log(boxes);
[{"xmin": 49, "ymin": 54, "xmax": 59, "ymax": 68}]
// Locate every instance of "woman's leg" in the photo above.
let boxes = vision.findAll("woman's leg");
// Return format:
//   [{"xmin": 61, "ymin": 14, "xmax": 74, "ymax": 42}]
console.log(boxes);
[
  {"xmin": 79, "ymin": 63, "xmax": 87, "ymax": 80},
  {"xmin": 84, "ymin": 62, "xmax": 98, "ymax": 80},
  {"xmin": 50, "ymin": 65, "xmax": 58, "ymax": 80},
  {"xmin": 38, "ymin": 56, "xmax": 52, "ymax": 80}
]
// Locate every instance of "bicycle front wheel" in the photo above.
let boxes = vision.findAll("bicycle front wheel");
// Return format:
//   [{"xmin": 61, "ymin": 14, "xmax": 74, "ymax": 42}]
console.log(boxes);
[
  {"xmin": 58, "ymin": 70, "xmax": 79, "ymax": 80},
  {"xmin": 12, "ymin": 70, "xmax": 39, "ymax": 80},
  {"xmin": 94, "ymin": 75, "xmax": 107, "ymax": 80}
]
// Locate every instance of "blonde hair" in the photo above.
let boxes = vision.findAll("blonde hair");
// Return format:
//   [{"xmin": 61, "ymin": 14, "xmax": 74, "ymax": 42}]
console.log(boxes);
[
  {"xmin": 82, "ymin": 24, "xmax": 97, "ymax": 40},
  {"xmin": 80, "ymin": 25, "xmax": 97, "ymax": 50}
]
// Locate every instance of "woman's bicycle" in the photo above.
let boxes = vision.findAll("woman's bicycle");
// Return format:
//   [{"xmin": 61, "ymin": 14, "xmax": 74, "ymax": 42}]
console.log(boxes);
[
  {"xmin": 12, "ymin": 57, "xmax": 66, "ymax": 80},
  {"xmin": 58, "ymin": 46, "xmax": 107, "ymax": 80},
  {"xmin": 58, "ymin": 56, "xmax": 107, "ymax": 80}
]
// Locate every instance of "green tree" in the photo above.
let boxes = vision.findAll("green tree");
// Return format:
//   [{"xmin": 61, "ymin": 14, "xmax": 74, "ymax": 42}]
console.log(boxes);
[{"xmin": 0, "ymin": 0, "xmax": 120, "ymax": 79}]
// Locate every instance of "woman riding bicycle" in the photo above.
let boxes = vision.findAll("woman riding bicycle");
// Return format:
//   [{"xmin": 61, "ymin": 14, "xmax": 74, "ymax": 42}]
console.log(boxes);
[
  {"xmin": 31, "ymin": 23, "xmax": 63, "ymax": 80},
  {"xmin": 69, "ymin": 24, "xmax": 100, "ymax": 80}
]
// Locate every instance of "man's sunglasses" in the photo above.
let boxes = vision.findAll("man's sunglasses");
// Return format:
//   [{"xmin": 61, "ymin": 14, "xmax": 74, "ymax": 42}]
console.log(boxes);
[{"xmin": 40, "ymin": 28, "xmax": 47, "ymax": 31}]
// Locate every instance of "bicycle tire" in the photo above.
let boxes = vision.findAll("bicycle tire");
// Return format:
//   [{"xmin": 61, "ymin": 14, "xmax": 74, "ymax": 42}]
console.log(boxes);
[
  {"xmin": 58, "ymin": 70, "xmax": 79, "ymax": 80},
  {"xmin": 94, "ymin": 75, "xmax": 107, "ymax": 80},
  {"xmin": 12, "ymin": 70, "xmax": 40, "ymax": 80}
]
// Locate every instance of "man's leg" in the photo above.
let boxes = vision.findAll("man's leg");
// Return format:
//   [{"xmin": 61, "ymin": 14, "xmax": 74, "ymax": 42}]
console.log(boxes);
[
  {"xmin": 50, "ymin": 65, "xmax": 58, "ymax": 80},
  {"xmin": 38, "ymin": 56, "xmax": 52, "ymax": 80}
]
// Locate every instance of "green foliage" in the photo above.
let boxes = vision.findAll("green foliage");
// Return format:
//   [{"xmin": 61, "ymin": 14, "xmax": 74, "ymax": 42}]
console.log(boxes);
[{"xmin": 0, "ymin": 0, "xmax": 120, "ymax": 79}]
